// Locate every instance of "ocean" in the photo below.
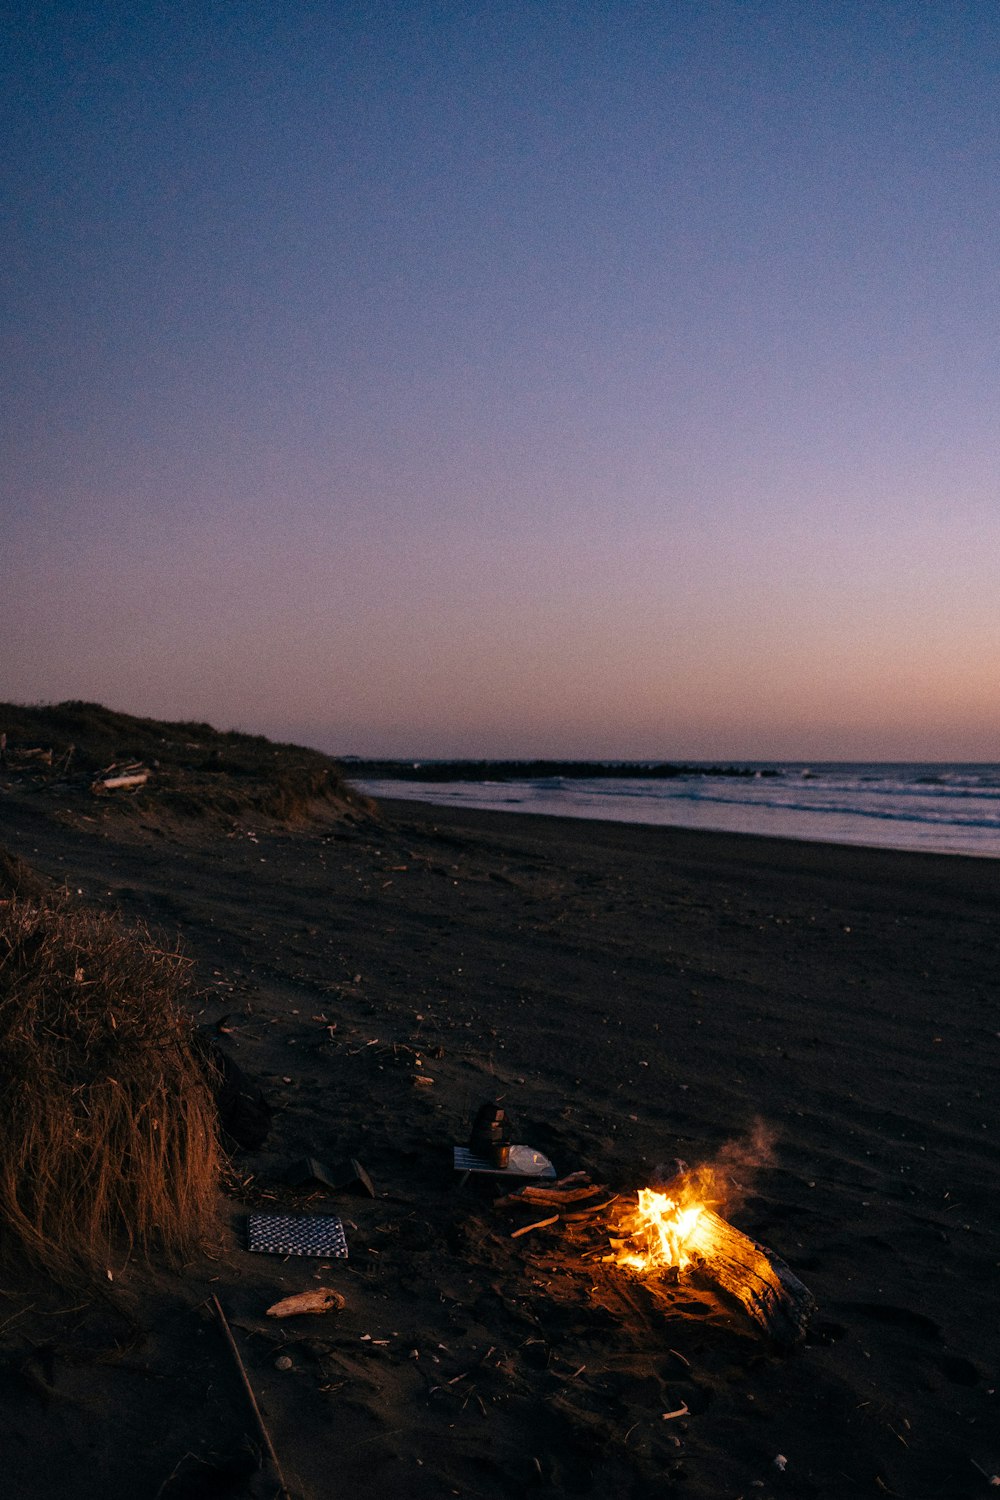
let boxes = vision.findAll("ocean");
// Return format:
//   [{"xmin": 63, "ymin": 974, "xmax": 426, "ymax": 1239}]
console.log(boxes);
[{"xmin": 352, "ymin": 763, "xmax": 1000, "ymax": 859}]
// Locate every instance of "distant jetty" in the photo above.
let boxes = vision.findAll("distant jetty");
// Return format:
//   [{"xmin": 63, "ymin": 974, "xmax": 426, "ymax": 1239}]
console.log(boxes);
[{"xmin": 343, "ymin": 759, "xmax": 777, "ymax": 782}]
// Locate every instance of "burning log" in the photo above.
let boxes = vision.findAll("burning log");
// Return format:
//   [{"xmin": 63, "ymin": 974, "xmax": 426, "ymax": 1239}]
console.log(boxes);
[
  {"xmin": 681, "ymin": 1206, "xmax": 814, "ymax": 1346},
  {"xmin": 608, "ymin": 1172, "xmax": 815, "ymax": 1347}
]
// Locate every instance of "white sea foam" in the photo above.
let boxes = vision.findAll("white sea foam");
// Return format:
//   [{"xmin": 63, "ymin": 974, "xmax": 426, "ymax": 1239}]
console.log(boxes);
[{"xmin": 353, "ymin": 763, "xmax": 1000, "ymax": 858}]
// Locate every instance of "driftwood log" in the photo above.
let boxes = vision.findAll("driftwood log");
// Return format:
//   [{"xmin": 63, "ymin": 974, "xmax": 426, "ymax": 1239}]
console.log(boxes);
[
  {"xmin": 94, "ymin": 769, "xmax": 150, "ymax": 792},
  {"xmin": 618, "ymin": 1170, "xmax": 816, "ymax": 1346},
  {"xmin": 682, "ymin": 1206, "xmax": 815, "ymax": 1346}
]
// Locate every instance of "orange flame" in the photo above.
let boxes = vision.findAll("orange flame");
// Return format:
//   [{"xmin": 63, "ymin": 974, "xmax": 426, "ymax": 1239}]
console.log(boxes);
[
  {"xmin": 610, "ymin": 1126, "xmax": 776, "ymax": 1276},
  {"xmin": 610, "ymin": 1187, "xmax": 710, "ymax": 1273}
]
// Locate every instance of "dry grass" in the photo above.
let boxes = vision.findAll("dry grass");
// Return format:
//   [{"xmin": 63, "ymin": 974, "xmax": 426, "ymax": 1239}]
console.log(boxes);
[{"xmin": 0, "ymin": 895, "xmax": 221, "ymax": 1281}]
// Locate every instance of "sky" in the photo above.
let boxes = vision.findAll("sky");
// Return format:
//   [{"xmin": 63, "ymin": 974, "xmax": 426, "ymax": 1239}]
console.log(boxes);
[{"xmin": 3, "ymin": 1, "xmax": 998, "ymax": 760}]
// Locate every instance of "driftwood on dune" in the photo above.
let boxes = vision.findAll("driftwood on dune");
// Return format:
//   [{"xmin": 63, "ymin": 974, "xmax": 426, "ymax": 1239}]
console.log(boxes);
[{"xmin": 92, "ymin": 763, "xmax": 150, "ymax": 792}]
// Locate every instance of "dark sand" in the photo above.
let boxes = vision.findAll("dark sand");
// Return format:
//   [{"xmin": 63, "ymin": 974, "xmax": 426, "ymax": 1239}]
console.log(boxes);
[{"xmin": 1, "ymin": 791, "xmax": 997, "ymax": 1499}]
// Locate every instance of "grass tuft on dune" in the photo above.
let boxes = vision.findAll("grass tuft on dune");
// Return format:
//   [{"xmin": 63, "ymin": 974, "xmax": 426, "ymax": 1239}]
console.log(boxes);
[{"xmin": 0, "ymin": 892, "xmax": 221, "ymax": 1281}]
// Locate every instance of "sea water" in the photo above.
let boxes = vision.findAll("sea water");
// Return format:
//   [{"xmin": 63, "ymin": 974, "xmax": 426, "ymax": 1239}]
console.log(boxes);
[{"xmin": 352, "ymin": 764, "xmax": 1000, "ymax": 859}]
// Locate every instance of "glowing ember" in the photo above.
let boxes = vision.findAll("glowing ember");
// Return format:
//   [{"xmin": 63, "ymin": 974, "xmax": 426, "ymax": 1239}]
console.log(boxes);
[{"xmin": 609, "ymin": 1186, "xmax": 716, "ymax": 1274}]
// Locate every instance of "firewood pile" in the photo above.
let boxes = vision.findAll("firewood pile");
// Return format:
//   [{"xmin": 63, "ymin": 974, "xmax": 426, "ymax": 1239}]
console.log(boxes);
[{"xmin": 494, "ymin": 1171, "xmax": 618, "ymax": 1238}]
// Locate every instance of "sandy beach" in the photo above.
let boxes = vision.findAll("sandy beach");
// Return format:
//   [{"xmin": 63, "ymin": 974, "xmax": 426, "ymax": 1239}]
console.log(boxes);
[{"xmin": 1, "ymin": 787, "xmax": 997, "ymax": 1499}]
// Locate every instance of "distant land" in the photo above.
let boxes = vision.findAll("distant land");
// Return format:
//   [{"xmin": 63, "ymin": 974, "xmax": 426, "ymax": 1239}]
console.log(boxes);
[{"xmin": 341, "ymin": 759, "xmax": 775, "ymax": 782}]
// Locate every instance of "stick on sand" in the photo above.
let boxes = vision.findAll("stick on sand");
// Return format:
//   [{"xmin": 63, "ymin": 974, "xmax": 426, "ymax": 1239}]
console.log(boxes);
[
  {"xmin": 510, "ymin": 1214, "xmax": 559, "ymax": 1238},
  {"xmin": 211, "ymin": 1294, "xmax": 292, "ymax": 1500}
]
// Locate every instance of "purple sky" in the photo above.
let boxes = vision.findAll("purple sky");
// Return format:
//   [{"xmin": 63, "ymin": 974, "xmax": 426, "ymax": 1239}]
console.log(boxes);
[{"xmin": 3, "ymin": 2, "xmax": 998, "ymax": 759}]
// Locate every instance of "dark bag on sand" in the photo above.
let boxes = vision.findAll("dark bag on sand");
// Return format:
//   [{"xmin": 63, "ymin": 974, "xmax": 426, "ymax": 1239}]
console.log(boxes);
[{"xmin": 194, "ymin": 1034, "xmax": 273, "ymax": 1151}]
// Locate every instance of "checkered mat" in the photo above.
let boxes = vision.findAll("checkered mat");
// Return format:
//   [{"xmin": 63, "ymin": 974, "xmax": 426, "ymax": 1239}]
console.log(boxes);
[{"xmin": 247, "ymin": 1213, "xmax": 349, "ymax": 1258}]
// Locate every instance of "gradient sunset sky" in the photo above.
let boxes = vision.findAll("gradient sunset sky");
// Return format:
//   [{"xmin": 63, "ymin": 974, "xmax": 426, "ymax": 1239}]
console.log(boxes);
[{"xmin": 4, "ymin": 2, "xmax": 998, "ymax": 759}]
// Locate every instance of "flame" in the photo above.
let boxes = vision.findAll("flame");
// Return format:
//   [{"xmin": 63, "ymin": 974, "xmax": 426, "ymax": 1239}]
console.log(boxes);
[
  {"xmin": 610, "ymin": 1187, "xmax": 709, "ymax": 1273},
  {"xmin": 610, "ymin": 1128, "xmax": 774, "ymax": 1276}
]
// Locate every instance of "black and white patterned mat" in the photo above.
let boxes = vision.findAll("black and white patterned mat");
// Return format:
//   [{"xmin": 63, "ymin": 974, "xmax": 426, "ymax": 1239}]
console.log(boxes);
[{"xmin": 247, "ymin": 1213, "xmax": 349, "ymax": 1258}]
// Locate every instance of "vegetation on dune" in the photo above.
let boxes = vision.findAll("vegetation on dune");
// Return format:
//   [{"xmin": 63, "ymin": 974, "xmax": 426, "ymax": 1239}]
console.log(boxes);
[
  {"xmin": 0, "ymin": 891, "xmax": 222, "ymax": 1280},
  {"xmin": 0, "ymin": 699, "xmax": 370, "ymax": 825}
]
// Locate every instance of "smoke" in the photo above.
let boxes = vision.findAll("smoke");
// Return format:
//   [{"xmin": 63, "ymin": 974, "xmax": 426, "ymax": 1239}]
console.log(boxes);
[{"xmin": 655, "ymin": 1119, "xmax": 778, "ymax": 1215}]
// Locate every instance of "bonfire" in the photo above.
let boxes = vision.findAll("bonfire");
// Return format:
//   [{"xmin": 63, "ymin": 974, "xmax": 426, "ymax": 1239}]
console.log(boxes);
[
  {"xmin": 607, "ymin": 1164, "xmax": 815, "ymax": 1346},
  {"xmin": 494, "ymin": 1142, "xmax": 815, "ymax": 1345}
]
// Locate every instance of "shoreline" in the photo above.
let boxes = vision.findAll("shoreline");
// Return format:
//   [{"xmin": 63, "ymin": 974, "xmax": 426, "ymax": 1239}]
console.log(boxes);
[
  {"xmin": 1, "ymin": 787, "xmax": 997, "ymax": 1498},
  {"xmin": 357, "ymin": 773, "xmax": 1000, "ymax": 862}
]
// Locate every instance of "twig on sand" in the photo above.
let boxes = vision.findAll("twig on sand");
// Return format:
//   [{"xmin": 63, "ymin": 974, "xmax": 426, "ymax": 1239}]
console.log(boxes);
[
  {"xmin": 510, "ymin": 1215, "xmax": 559, "ymax": 1238},
  {"xmin": 562, "ymin": 1195, "xmax": 619, "ymax": 1220},
  {"xmin": 153, "ymin": 1451, "xmax": 200, "ymax": 1499},
  {"xmin": 211, "ymin": 1295, "xmax": 292, "ymax": 1500}
]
